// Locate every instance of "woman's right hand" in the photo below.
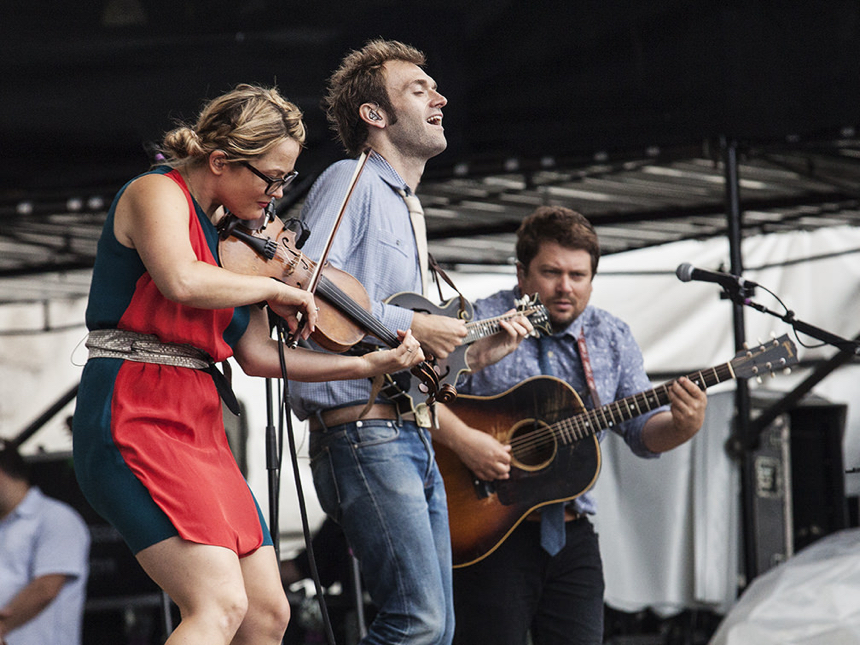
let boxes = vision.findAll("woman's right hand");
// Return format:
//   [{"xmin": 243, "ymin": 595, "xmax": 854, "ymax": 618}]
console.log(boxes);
[{"xmin": 266, "ymin": 283, "xmax": 319, "ymax": 340}]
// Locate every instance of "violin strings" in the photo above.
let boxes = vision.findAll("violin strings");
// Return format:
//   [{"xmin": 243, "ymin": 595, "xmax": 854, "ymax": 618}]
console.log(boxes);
[
  {"xmin": 317, "ymin": 275, "xmax": 400, "ymax": 347},
  {"xmin": 254, "ymin": 236, "xmax": 435, "ymax": 391},
  {"xmin": 260, "ymin": 238, "xmax": 398, "ymax": 346}
]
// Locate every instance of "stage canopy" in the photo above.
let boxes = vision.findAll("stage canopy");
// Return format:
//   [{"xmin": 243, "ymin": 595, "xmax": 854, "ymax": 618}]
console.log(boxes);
[{"xmin": 2, "ymin": 1, "xmax": 860, "ymax": 302}]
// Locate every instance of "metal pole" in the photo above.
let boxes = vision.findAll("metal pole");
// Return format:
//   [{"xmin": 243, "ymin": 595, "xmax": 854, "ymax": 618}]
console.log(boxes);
[
  {"xmin": 722, "ymin": 138, "xmax": 758, "ymax": 585},
  {"xmin": 12, "ymin": 384, "xmax": 79, "ymax": 448}
]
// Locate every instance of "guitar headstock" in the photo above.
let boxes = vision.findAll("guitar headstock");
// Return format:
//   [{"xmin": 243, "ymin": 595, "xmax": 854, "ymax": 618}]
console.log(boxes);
[
  {"xmin": 731, "ymin": 334, "xmax": 798, "ymax": 380},
  {"xmin": 514, "ymin": 293, "xmax": 552, "ymax": 338}
]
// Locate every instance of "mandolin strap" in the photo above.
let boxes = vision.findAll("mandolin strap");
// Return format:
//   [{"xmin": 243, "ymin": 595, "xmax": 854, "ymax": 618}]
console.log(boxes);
[{"xmin": 428, "ymin": 253, "xmax": 468, "ymax": 318}]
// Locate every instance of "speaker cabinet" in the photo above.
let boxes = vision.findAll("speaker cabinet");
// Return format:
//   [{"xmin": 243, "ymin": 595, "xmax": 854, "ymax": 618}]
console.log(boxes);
[
  {"xmin": 789, "ymin": 402, "xmax": 848, "ymax": 551},
  {"xmin": 751, "ymin": 395, "xmax": 848, "ymax": 575},
  {"xmin": 752, "ymin": 413, "xmax": 793, "ymax": 574}
]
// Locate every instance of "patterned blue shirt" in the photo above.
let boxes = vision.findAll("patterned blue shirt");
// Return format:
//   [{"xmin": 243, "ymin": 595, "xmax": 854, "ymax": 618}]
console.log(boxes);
[
  {"xmin": 289, "ymin": 153, "xmax": 422, "ymax": 419},
  {"xmin": 458, "ymin": 287, "xmax": 664, "ymax": 514}
]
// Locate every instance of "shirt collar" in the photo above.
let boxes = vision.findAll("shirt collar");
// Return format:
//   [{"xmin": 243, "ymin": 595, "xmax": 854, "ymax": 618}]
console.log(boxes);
[
  {"xmin": 7, "ymin": 486, "xmax": 42, "ymax": 520},
  {"xmin": 555, "ymin": 311, "xmax": 589, "ymax": 340},
  {"xmin": 368, "ymin": 151, "xmax": 411, "ymax": 195}
]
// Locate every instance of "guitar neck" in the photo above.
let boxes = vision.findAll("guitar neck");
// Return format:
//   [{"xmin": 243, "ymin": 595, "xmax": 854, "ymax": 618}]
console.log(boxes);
[
  {"xmin": 464, "ymin": 309, "xmax": 536, "ymax": 344},
  {"xmin": 557, "ymin": 361, "xmax": 735, "ymax": 442}
]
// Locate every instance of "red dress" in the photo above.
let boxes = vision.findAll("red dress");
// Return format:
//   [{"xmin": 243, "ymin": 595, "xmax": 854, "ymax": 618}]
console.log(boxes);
[{"xmin": 74, "ymin": 167, "xmax": 264, "ymax": 555}]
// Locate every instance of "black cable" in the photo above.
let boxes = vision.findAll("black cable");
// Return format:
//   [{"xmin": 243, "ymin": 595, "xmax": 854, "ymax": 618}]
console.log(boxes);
[{"xmin": 275, "ymin": 318, "xmax": 337, "ymax": 645}]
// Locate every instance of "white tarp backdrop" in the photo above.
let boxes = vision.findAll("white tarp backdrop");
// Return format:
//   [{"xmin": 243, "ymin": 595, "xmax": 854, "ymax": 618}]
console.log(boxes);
[{"xmin": 2, "ymin": 225, "xmax": 859, "ymax": 615}]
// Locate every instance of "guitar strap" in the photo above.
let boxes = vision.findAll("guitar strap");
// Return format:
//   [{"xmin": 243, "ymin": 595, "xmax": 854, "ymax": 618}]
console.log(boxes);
[{"xmin": 577, "ymin": 329, "xmax": 602, "ymax": 408}]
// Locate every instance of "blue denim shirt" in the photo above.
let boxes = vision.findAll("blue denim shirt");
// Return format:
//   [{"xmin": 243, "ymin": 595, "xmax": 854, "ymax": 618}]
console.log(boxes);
[
  {"xmin": 289, "ymin": 153, "xmax": 422, "ymax": 420},
  {"xmin": 458, "ymin": 287, "xmax": 663, "ymax": 514}
]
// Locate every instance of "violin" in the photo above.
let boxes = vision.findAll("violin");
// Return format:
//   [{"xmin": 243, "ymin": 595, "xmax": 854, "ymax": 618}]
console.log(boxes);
[{"xmin": 217, "ymin": 214, "xmax": 444, "ymax": 402}]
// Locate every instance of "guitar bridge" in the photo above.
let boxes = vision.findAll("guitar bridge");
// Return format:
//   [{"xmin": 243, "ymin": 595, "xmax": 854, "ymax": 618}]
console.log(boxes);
[{"xmin": 472, "ymin": 477, "xmax": 495, "ymax": 499}]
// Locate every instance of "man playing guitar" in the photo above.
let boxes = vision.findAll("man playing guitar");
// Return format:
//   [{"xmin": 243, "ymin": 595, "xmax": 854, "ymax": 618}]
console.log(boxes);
[{"xmin": 444, "ymin": 206, "xmax": 708, "ymax": 645}]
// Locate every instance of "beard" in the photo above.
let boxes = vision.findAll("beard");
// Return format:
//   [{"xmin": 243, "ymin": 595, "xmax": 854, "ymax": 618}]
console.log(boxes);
[
  {"xmin": 550, "ymin": 315, "xmax": 576, "ymax": 334},
  {"xmin": 547, "ymin": 300, "xmax": 584, "ymax": 333}
]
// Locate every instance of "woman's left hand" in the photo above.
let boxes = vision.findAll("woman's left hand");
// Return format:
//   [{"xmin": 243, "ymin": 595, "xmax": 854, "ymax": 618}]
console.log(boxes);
[{"xmin": 363, "ymin": 329, "xmax": 426, "ymax": 374}]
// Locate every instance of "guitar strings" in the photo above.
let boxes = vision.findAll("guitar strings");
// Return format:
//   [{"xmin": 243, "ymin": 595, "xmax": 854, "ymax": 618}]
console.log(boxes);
[{"xmin": 506, "ymin": 365, "xmax": 731, "ymax": 460}]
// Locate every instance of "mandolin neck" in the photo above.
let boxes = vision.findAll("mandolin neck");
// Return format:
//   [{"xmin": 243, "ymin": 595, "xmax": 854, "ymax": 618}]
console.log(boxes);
[{"xmin": 464, "ymin": 309, "xmax": 536, "ymax": 344}]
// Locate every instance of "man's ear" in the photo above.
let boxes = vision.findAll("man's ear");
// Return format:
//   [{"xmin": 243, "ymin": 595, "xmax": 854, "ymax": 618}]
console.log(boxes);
[
  {"xmin": 515, "ymin": 261, "xmax": 526, "ymax": 287},
  {"xmin": 360, "ymin": 103, "xmax": 385, "ymax": 127}
]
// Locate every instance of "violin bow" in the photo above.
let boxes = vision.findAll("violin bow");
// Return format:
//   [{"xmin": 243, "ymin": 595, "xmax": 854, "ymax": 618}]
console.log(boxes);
[{"xmin": 287, "ymin": 149, "xmax": 372, "ymax": 348}]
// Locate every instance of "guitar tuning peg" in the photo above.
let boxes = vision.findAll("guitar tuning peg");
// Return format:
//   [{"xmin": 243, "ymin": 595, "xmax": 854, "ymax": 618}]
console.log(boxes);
[
  {"xmin": 757, "ymin": 337, "xmax": 764, "ymax": 346},
  {"xmin": 769, "ymin": 331, "xmax": 777, "ymax": 339},
  {"xmin": 756, "ymin": 376, "xmax": 763, "ymax": 384},
  {"xmin": 783, "ymin": 367, "xmax": 792, "ymax": 375},
  {"xmin": 742, "ymin": 342, "xmax": 750, "ymax": 350}
]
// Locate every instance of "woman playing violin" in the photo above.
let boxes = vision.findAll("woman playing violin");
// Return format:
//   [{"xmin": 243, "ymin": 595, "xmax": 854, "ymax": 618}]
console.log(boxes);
[{"xmin": 72, "ymin": 84, "xmax": 423, "ymax": 645}]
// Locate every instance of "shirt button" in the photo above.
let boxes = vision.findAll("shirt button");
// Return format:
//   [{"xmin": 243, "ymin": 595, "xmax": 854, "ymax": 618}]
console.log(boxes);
[{"xmin": 547, "ymin": 350, "xmax": 555, "ymax": 359}]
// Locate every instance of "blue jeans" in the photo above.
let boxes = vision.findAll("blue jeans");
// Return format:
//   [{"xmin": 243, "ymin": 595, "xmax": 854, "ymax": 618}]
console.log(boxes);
[{"xmin": 309, "ymin": 418, "xmax": 454, "ymax": 645}]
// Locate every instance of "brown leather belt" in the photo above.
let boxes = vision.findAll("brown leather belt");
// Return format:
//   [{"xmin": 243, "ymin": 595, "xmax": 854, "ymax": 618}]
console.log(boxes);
[{"xmin": 308, "ymin": 403, "xmax": 413, "ymax": 432}]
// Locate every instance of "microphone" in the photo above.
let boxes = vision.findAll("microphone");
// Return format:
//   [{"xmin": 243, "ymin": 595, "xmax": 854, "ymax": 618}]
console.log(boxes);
[{"xmin": 675, "ymin": 263, "xmax": 758, "ymax": 290}]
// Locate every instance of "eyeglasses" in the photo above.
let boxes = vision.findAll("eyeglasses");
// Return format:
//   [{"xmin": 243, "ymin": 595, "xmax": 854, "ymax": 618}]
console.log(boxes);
[{"xmin": 241, "ymin": 161, "xmax": 299, "ymax": 196}]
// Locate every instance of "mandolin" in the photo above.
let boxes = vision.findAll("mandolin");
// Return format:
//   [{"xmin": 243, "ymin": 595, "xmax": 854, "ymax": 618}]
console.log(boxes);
[{"xmin": 385, "ymin": 292, "xmax": 551, "ymax": 406}]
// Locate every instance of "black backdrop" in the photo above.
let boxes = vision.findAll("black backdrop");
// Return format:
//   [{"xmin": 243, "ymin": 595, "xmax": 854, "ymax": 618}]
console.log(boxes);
[{"xmin": 2, "ymin": 0, "xmax": 859, "ymax": 194}]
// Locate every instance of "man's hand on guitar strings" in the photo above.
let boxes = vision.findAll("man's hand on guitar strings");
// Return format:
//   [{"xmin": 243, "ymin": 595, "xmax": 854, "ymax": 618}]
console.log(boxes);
[
  {"xmin": 454, "ymin": 427, "xmax": 512, "ymax": 481},
  {"xmin": 666, "ymin": 376, "xmax": 708, "ymax": 441}
]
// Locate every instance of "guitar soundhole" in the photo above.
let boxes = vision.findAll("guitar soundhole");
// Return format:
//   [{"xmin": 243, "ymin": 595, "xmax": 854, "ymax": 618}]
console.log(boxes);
[{"xmin": 509, "ymin": 418, "xmax": 556, "ymax": 472}]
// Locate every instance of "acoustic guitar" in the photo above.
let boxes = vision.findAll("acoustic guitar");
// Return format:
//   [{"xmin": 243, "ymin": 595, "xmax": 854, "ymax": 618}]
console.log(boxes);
[{"xmin": 436, "ymin": 335, "xmax": 798, "ymax": 567}]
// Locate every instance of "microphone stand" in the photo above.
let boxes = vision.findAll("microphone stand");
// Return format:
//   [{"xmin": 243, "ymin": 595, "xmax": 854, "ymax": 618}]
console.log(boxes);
[
  {"xmin": 265, "ymin": 374, "xmax": 280, "ymax": 558},
  {"xmin": 735, "ymin": 294, "xmax": 860, "ymax": 357},
  {"xmin": 721, "ymin": 285, "xmax": 860, "ymax": 440}
]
